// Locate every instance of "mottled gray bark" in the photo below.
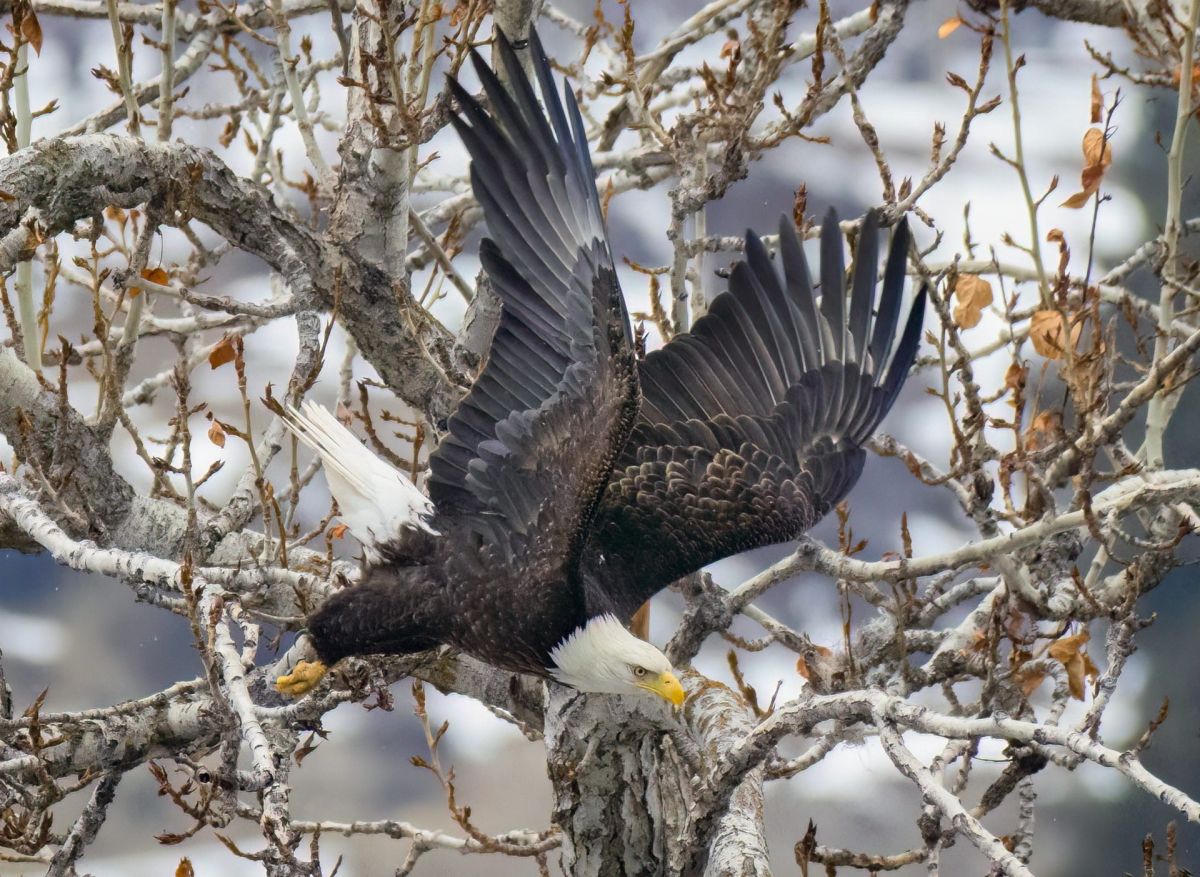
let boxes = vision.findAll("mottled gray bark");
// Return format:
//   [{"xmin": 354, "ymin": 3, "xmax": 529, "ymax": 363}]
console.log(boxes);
[
  {"xmin": 546, "ymin": 674, "xmax": 769, "ymax": 877},
  {"xmin": 547, "ymin": 686, "xmax": 693, "ymax": 876},
  {"xmin": 965, "ymin": 0, "xmax": 1130, "ymax": 26},
  {"xmin": 3, "ymin": 651, "xmax": 541, "ymax": 783}
]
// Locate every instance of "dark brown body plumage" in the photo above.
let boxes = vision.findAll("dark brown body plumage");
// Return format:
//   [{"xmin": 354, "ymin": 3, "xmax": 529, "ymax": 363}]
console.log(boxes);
[{"xmin": 305, "ymin": 29, "xmax": 926, "ymax": 678}]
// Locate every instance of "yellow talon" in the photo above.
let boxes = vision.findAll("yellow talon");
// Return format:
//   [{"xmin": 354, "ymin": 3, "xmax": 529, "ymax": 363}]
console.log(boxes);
[{"xmin": 275, "ymin": 660, "xmax": 328, "ymax": 697}]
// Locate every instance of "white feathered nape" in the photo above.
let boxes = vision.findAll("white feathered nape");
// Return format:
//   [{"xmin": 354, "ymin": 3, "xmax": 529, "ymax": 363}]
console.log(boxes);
[
  {"xmin": 549, "ymin": 615, "xmax": 674, "ymax": 693},
  {"xmin": 282, "ymin": 401, "xmax": 437, "ymax": 559}
]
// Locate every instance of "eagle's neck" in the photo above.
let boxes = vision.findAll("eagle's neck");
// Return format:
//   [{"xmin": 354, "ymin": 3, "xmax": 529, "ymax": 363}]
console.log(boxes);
[{"xmin": 576, "ymin": 549, "xmax": 658, "ymax": 622}]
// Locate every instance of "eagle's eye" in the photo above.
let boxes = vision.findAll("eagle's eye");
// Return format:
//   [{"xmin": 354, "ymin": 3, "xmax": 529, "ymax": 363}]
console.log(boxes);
[{"xmin": 632, "ymin": 665, "xmax": 648, "ymax": 678}]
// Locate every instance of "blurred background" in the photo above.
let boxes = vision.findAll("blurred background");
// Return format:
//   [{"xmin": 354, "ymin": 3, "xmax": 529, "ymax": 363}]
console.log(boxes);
[{"xmin": 3, "ymin": 0, "xmax": 1200, "ymax": 874}]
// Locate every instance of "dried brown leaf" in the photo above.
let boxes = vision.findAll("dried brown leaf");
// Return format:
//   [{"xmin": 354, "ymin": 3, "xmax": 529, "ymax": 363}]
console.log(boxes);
[
  {"xmin": 1060, "ymin": 190, "xmax": 1092, "ymax": 209},
  {"xmin": 1061, "ymin": 127, "xmax": 1113, "ymax": 208},
  {"xmin": 208, "ymin": 335, "xmax": 237, "ymax": 369},
  {"xmin": 1090, "ymin": 74, "xmax": 1102, "ymax": 124},
  {"xmin": 208, "ymin": 420, "xmax": 226, "ymax": 448},
  {"xmin": 1004, "ymin": 361, "xmax": 1027, "ymax": 395},
  {"xmin": 1082, "ymin": 127, "xmax": 1113, "ymax": 169},
  {"xmin": 937, "ymin": 16, "xmax": 963, "ymax": 38},
  {"xmin": 131, "ymin": 266, "xmax": 169, "ymax": 298},
  {"xmin": 21, "ymin": 8, "xmax": 43, "ymax": 55},
  {"xmin": 141, "ymin": 266, "xmax": 169, "ymax": 285},
  {"xmin": 294, "ymin": 731, "xmax": 321, "ymax": 765},
  {"xmin": 1024, "ymin": 410, "xmax": 1064, "ymax": 451},
  {"xmin": 1029, "ymin": 310, "xmax": 1081, "ymax": 359},
  {"xmin": 1048, "ymin": 630, "xmax": 1099, "ymax": 700},
  {"xmin": 952, "ymin": 275, "xmax": 993, "ymax": 329},
  {"xmin": 1018, "ymin": 666, "xmax": 1048, "ymax": 697},
  {"xmin": 1171, "ymin": 62, "xmax": 1200, "ymax": 90}
]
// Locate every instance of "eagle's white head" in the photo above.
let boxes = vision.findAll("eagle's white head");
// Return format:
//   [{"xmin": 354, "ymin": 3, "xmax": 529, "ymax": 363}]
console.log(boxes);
[{"xmin": 549, "ymin": 615, "xmax": 685, "ymax": 707}]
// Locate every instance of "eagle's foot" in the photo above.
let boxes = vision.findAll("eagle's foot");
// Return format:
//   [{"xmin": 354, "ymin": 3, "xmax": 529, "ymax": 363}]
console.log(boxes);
[{"xmin": 275, "ymin": 660, "xmax": 328, "ymax": 697}]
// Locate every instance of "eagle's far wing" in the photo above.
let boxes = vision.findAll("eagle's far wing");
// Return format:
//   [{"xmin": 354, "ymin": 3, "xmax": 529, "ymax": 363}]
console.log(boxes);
[
  {"xmin": 428, "ymin": 30, "xmax": 638, "ymax": 578},
  {"xmin": 584, "ymin": 210, "xmax": 926, "ymax": 619}
]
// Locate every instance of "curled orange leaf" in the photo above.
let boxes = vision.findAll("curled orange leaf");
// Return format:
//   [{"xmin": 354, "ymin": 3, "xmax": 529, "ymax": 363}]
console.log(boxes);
[
  {"xmin": 1061, "ymin": 127, "xmax": 1113, "ymax": 208},
  {"xmin": 20, "ymin": 8, "xmax": 42, "ymax": 56},
  {"xmin": 952, "ymin": 275, "xmax": 993, "ymax": 329},
  {"xmin": 1047, "ymin": 630, "xmax": 1099, "ymax": 701},
  {"xmin": 208, "ymin": 336, "xmax": 237, "ymax": 369},
  {"xmin": 1029, "ymin": 310, "xmax": 1081, "ymax": 359},
  {"xmin": 937, "ymin": 16, "xmax": 963, "ymax": 38},
  {"xmin": 132, "ymin": 266, "xmax": 170, "ymax": 297},
  {"xmin": 208, "ymin": 419, "xmax": 227, "ymax": 448}
]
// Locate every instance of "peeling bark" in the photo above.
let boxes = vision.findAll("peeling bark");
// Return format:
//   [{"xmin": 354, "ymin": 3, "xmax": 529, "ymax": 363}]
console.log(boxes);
[
  {"xmin": 545, "ymin": 675, "xmax": 770, "ymax": 877},
  {"xmin": 546, "ymin": 686, "xmax": 693, "ymax": 876}
]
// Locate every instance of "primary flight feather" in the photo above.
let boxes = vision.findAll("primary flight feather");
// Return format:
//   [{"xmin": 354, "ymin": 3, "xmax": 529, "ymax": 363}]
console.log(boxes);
[{"xmin": 275, "ymin": 28, "xmax": 927, "ymax": 706}]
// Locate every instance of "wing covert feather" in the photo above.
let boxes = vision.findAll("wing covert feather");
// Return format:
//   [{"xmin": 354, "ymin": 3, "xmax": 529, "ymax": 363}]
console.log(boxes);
[{"xmin": 584, "ymin": 210, "xmax": 926, "ymax": 618}]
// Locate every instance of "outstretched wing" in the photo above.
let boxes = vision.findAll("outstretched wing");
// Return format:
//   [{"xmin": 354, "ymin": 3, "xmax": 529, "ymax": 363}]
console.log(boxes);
[
  {"xmin": 428, "ymin": 30, "xmax": 638, "ymax": 581},
  {"xmin": 583, "ymin": 210, "xmax": 926, "ymax": 619}
]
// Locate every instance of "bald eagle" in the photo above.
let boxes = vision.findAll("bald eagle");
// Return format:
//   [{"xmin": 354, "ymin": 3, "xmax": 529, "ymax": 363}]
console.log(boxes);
[{"xmin": 275, "ymin": 29, "xmax": 926, "ymax": 706}]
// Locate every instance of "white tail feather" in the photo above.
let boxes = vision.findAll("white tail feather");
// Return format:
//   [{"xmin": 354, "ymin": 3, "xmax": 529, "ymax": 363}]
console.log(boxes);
[{"xmin": 282, "ymin": 401, "xmax": 437, "ymax": 557}]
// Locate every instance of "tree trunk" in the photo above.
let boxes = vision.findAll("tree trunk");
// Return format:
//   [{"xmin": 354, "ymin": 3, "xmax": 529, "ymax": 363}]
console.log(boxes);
[{"xmin": 546, "ymin": 674, "xmax": 769, "ymax": 876}]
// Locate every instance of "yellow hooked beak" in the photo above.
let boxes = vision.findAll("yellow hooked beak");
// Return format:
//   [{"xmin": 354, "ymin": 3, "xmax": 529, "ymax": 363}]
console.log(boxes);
[{"xmin": 639, "ymin": 671, "xmax": 686, "ymax": 708}]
